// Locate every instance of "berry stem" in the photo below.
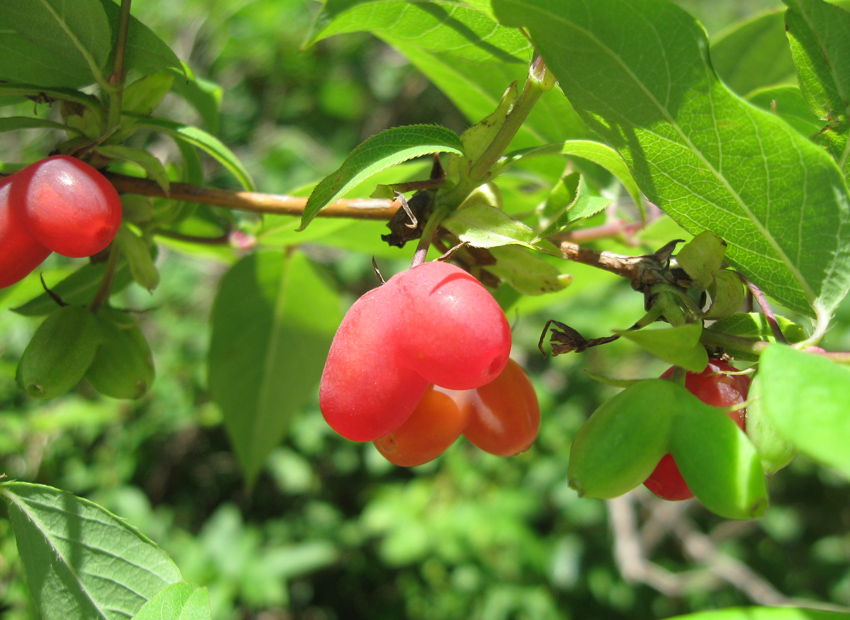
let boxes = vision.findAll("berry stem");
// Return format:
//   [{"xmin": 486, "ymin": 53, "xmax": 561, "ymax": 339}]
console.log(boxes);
[
  {"xmin": 411, "ymin": 205, "xmax": 450, "ymax": 268},
  {"xmin": 90, "ymin": 244, "xmax": 121, "ymax": 314}
]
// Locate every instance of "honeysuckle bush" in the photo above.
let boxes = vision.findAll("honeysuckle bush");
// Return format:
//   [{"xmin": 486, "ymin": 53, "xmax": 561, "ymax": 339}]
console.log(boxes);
[{"xmin": 2, "ymin": 0, "xmax": 850, "ymax": 619}]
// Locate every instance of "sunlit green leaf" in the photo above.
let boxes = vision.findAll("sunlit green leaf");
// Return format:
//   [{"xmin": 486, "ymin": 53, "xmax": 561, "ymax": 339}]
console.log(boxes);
[
  {"xmin": 0, "ymin": 482, "xmax": 182, "ymax": 620},
  {"xmin": 130, "ymin": 583, "xmax": 211, "ymax": 620},
  {"xmin": 615, "ymin": 324, "xmax": 708, "ymax": 372}
]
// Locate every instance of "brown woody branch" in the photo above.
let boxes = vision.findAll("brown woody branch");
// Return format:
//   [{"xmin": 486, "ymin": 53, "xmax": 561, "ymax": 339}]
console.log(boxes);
[{"xmin": 103, "ymin": 172, "xmax": 400, "ymax": 220}]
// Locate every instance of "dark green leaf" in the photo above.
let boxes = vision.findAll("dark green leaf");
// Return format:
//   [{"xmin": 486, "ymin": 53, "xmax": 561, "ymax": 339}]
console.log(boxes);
[
  {"xmin": 0, "ymin": 482, "xmax": 182, "ymax": 620},
  {"xmin": 98, "ymin": 0, "xmax": 182, "ymax": 77},
  {"xmin": 0, "ymin": 116, "xmax": 81, "ymax": 135},
  {"xmin": 0, "ymin": 31, "xmax": 94, "ymax": 88},
  {"xmin": 207, "ymin": 250, "xmax": 342, "ymax": 487},
  {"xmin": 0, "ymin": 0, "xmax": 111, "ymax": 85}
]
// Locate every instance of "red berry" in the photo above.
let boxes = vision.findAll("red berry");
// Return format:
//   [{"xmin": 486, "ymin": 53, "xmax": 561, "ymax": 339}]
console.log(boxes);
[
  {"xmin": 373, "ymin": 385, "xmax": 469, "ymax": 466},
  {"xmin": 644, "ymin": 360, "xmax": 749, "ymax": 501},
  {"xmin": 459, "ymin": 358, "xmax": 540, "ymax": 457},
  {"xmin": 11, "ymin": 155, "xmax": 122, "ymax": 257},
  {"xmin": 320, "ymin": 284, "xmax": 429, "ymax": 442},
  {"xmin": 391, "ymin": 261, "xmax": 512, "ymax": 390},
  {"xmin": 0, "ymin": 175, "xmax": 52, "ymax": 289}
]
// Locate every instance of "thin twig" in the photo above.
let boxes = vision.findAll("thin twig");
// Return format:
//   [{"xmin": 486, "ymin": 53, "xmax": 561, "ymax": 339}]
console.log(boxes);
[
  {"xmin": 738, "ymin": 274, "xmax": 787, "ymax": 344},
  {"xmin": 104, "ymin": 172, "xmax": 399, "ymax": 219}
]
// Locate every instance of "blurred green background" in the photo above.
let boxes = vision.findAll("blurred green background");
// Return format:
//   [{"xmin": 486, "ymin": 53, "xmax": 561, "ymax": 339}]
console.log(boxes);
[{"xmin": 4, "ymin": 1, "xmax": 850, "ymax": 619}]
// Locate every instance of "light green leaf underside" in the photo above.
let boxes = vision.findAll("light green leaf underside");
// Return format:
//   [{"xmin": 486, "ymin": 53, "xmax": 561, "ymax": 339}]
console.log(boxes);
[
  {"xmin": 130, "ymin": 582, "xmax": 211, "ymax": 620},
  {"xmin": 494, "ymin": 0, "xmax": 850, "ymax": 322},
  {"xmin": 207, "ymin": 250, "xmax": 342, "ymax": 487},
  {"xmin": 300, "ymin": 124, "xmax": 463, "ymax": 229},
  {"xmin": 0, "ymin": 482, "xmax": 182, "ymax": 620}
]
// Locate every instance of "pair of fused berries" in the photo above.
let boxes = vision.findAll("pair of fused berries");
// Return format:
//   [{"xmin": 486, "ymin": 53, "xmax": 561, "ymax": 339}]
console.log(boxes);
[
  {"xmin": 643, "ymin": 359, "xmax": 750, "ymax": 501},
  {"xmin": 320, "ymin": 261, "xmax": 540, "ymax": 465},
  {"xmin": 0, "ymin": 155, "xmax": 122, "ymax": 288}
]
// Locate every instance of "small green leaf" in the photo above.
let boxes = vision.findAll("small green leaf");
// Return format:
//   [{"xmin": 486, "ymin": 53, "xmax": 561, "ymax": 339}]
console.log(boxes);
[
  {"xmin": 487, "ymin": 245, "xmax": 571, "ymax": 295},
  {"xmin": 96, "ymin": 145, "xmax": 170, "ymax": 192},
  {"xmin": 208, "ymin": 250, "xmax": 342, "ymax": 487},
  {"xmin": 671, "ymin": 398, "xmax": 768, "ymax": 520},
  {"xmin": 120, "ymin": 72, "xmax": 175, "ymax": 116},
  {"xmin": 299, "ymin": 125, "xmax": 463, "ymax": 230},
  {"xmin": 442, "ymin": 203, "xmax": 559, "ymax": 253},
  {"xmin": 706, "ymin": 313, "xmax": 807, "ymax": 360},
  {"xmin": 568, "ymin": 379, "xmax": 679, "ymax": 498},
  {"xmin": 169, "ymin": 65, "xmax": 222, "ymax": 134},
  {"xmin": 560, "ymin": 140, "xmax": 644, "ymax": 216},
  {"xmin": 0, "ymin": 481, "xmax": 183, "ymax": 620},
  {"xmin": 759, "ymin": 344, "xmax": 850, "ymax": 479},
  {"xmin": 615, "ymin": 324, "xmax": 708, "ymax": 372},
  {"xmin": 86, "ymin": 312, "xmax": 155, "ymax": 400},
  {"xmin": 16, "ymin": 306, "xmax": 101, "ymax": 399},
  {"xmin": 114, "ymin": 225, "xmax": 160, "ymax": 291},
  {"xmin": 12, "ymin": 259, "xmax": 136, "ymax": 317},
  {"xmin": 131, "ymin": 115, "xmax": 254, "ymax": 190},
  {"xmin": 0, "ymin": 116, "xmax": 82, "ymax": 136},
  {"xmin": 676, "ymin": 231, "xmax": 727, "ymax": 290},
  {"xmin": 131, "ymin": 583, "xmax": 211, "ymax": 620},
  {"xmin": 746, "ymin": 374, "xmax": 798, "ymax": 475},
  {"xmin": 704, "ymin": 270, "xmax": 746, "ymax": 320},
  {"xmin": 748, "ymin": 85, "xmax": 822, "ymax": 137}
]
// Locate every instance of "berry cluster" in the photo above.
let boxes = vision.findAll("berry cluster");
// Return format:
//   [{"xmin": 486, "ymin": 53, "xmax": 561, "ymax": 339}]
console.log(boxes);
[
  {"xmin": 320, "ymin": 261, "xmax": 540, "ymax": 465},
  {"xmin": 644, "ymin": 359, "xmax": 749, "ymax": 500},
  {"xmin": 0, "ymin": 155, "xmax": 122, "ymax": 288}
]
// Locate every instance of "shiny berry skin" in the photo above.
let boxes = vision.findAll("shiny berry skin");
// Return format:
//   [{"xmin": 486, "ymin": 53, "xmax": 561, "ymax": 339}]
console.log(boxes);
[
  {"xmin": 393, "ymin": 261, "xmax": 512, "ymax": 390},
  {"xmin": 320, "ymin": 261, "xmax": 512, "ymax": 443},
  {"xmin": 459, "ymin": 358, "xmax": 540, "ymax": 457},
  {"xmin": 320, "ymin": 284, "xmax": 429, "ymax": 442},
  {"xmin": 11, "ymin": 155, "xmax": 122, "ymax": 257},
  {"xmin": 0, "ymin": 175, "xmax": 52, "ymax": 289},
  {"xmin": 373, "ymin": 385, "xmax": 469, "ymax": 466},
  {"xmin": 644, "ymin": 360, "xmax": 749, "ymax": 501}
]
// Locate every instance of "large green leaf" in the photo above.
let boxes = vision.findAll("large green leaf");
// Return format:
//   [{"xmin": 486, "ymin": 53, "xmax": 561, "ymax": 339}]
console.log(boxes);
[
  {"xmin": 0, "ymin": 0, "xmax": 111, "ymax": 85},
  {"xmin": 0, "ymin": 32, "xmax": 94, "ymax": 88},
  {"xmin": 98, "ymin": 0, "xmax": 182, "ymax": 78},
  {"xmin": 207, "ymin": 250, "xmax": 342, "ymax": 487},
  {"xmin": 299, "ymin": 124, "xmax": 463, "ymax": 229},
  {"xmin": 784, "ymin": 0, "xmax": 850, "ymax": 181},
  {"xmin": 614, "ymin": 324, "xmax": 708, "ymax": 372},
  {"xmin": 759, "ymin": 344, "xmax": 850, "ymax": 479},
  {"xmin": 0, "ymin": 482, "xmax": 182, "ymax": 620},
  {"xmin": 307, "ymin": 0, "xmax": 591, "ymax": 158},
  {"xmin": 493, "ymin": 0, "xmax": 850, "ymax": 330}
]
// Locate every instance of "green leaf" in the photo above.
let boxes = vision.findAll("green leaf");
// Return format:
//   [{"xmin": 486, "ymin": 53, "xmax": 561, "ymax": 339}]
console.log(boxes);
[
  {"xmin": 0, "ymin": 116, "xmax": 82, "ymax": 135},
  {"xmin": 0, "ymin": 0, "xmax": 111, "ymax": 86},
  {"xmin": 784, "ymin": 0, "xmax": 850, "ymax": 181},
  {"xmin": 704, "ymin": 270, "xmax": 746, "ymax": 320},
  {"xmin": 98, "ymin": 0, "xmax": 182, "ymax": 77},
  {"xmin": 493, "ymin": 0, "xmax": 850, "ymax": 327},
  {"xmin": 671, "ymin": 397, "xmax": 768, "ymax": 520},
  {"xmin": 487, "ymin": 245, "xmax": 571, "ymax": 295},
  {"xmin": 120, "ymin": 72, "xmax": 175, "ymax": 116},
  {"xmin": 11, "ymin": 259, "xmax": 135, "ymax": 317},
  {"xmin": 0, "ymin": 32, "xmax": 94, "ymax": 88},
  {"xmin": 567, "ymin": 379, "xmax": 679, "ymax": 498},
  {"xmin": 706, "ymin": 313, "xmax": 807, "ymax": 360},
  {"xmin": 169, "ymin": 66, "xmax": 222, "ymax": 134},
  {"xmin": 299, "ymin": 125, "xmax": 463, "ymax": 230},
  {"xmin": 615, "ymin": 324, "xmax": 708, "ymax": 373},
  {"xmin": 746, "ymin": 375, "xmax": 798, "ymax": 475},
  {"xmin": 665, "ymin": 607, "xmax": 850, "ymax": 620},
  {"xmin": 114, "ymin": 225, "xmax": 160, "ymax": 292},
  {"xmin": 0, "ymin": 83, "xmax": 104, "ymax": 117},
  {"xmin": 748, "ymin": 85, "xmax": 822, "ymax": 137},
  {"xmin": 535, "ymin": 173, "xmax": 612, "ymax": 239},
  {"xmin": 306, "ymin": 0, "xmax": 591, "ymax": 163},
  {"xmin": 442, "ymin": 203, "xmax": 559, "ymax": 252},
  {"xmin": 559, "ymin": 140, "xmax": 644, "ymax": 216},
  {"xmin": 710, "ymin": 10, "xmax": 796, "ymax": 96},
  {"xmin": 0, "ymin": 481, "xmax": 182, "ymax": 620},
  {"xmin": 96, "ymin": 145, "xmax": 170, "ymax": 192},
  {"xmin": 130, "ymin": 583, "xmax": 211, "ymax": 620},
  {"xmin": 676, "ymin": 231, "xmax": 727, "ymax": 290},
  {"xmin": 207, "ymin": 250, "xmax": 342, "ymax": 487},
  {"xmin": 759, "ymin": 344, "xmax": 850, "ymax": 479},
  {"xmin": 130, "ymin": 115, "xmax": 254, "ymax": 190}
]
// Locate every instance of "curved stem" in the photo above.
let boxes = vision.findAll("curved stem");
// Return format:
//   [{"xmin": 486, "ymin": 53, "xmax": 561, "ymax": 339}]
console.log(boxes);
[
  {"xmin": 89, "ymin": 244, "xmax": 121, "ymax": 313},
  {"xmin": 411, "ymin": 205, "xmax": 450, "ymax": 268}
]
